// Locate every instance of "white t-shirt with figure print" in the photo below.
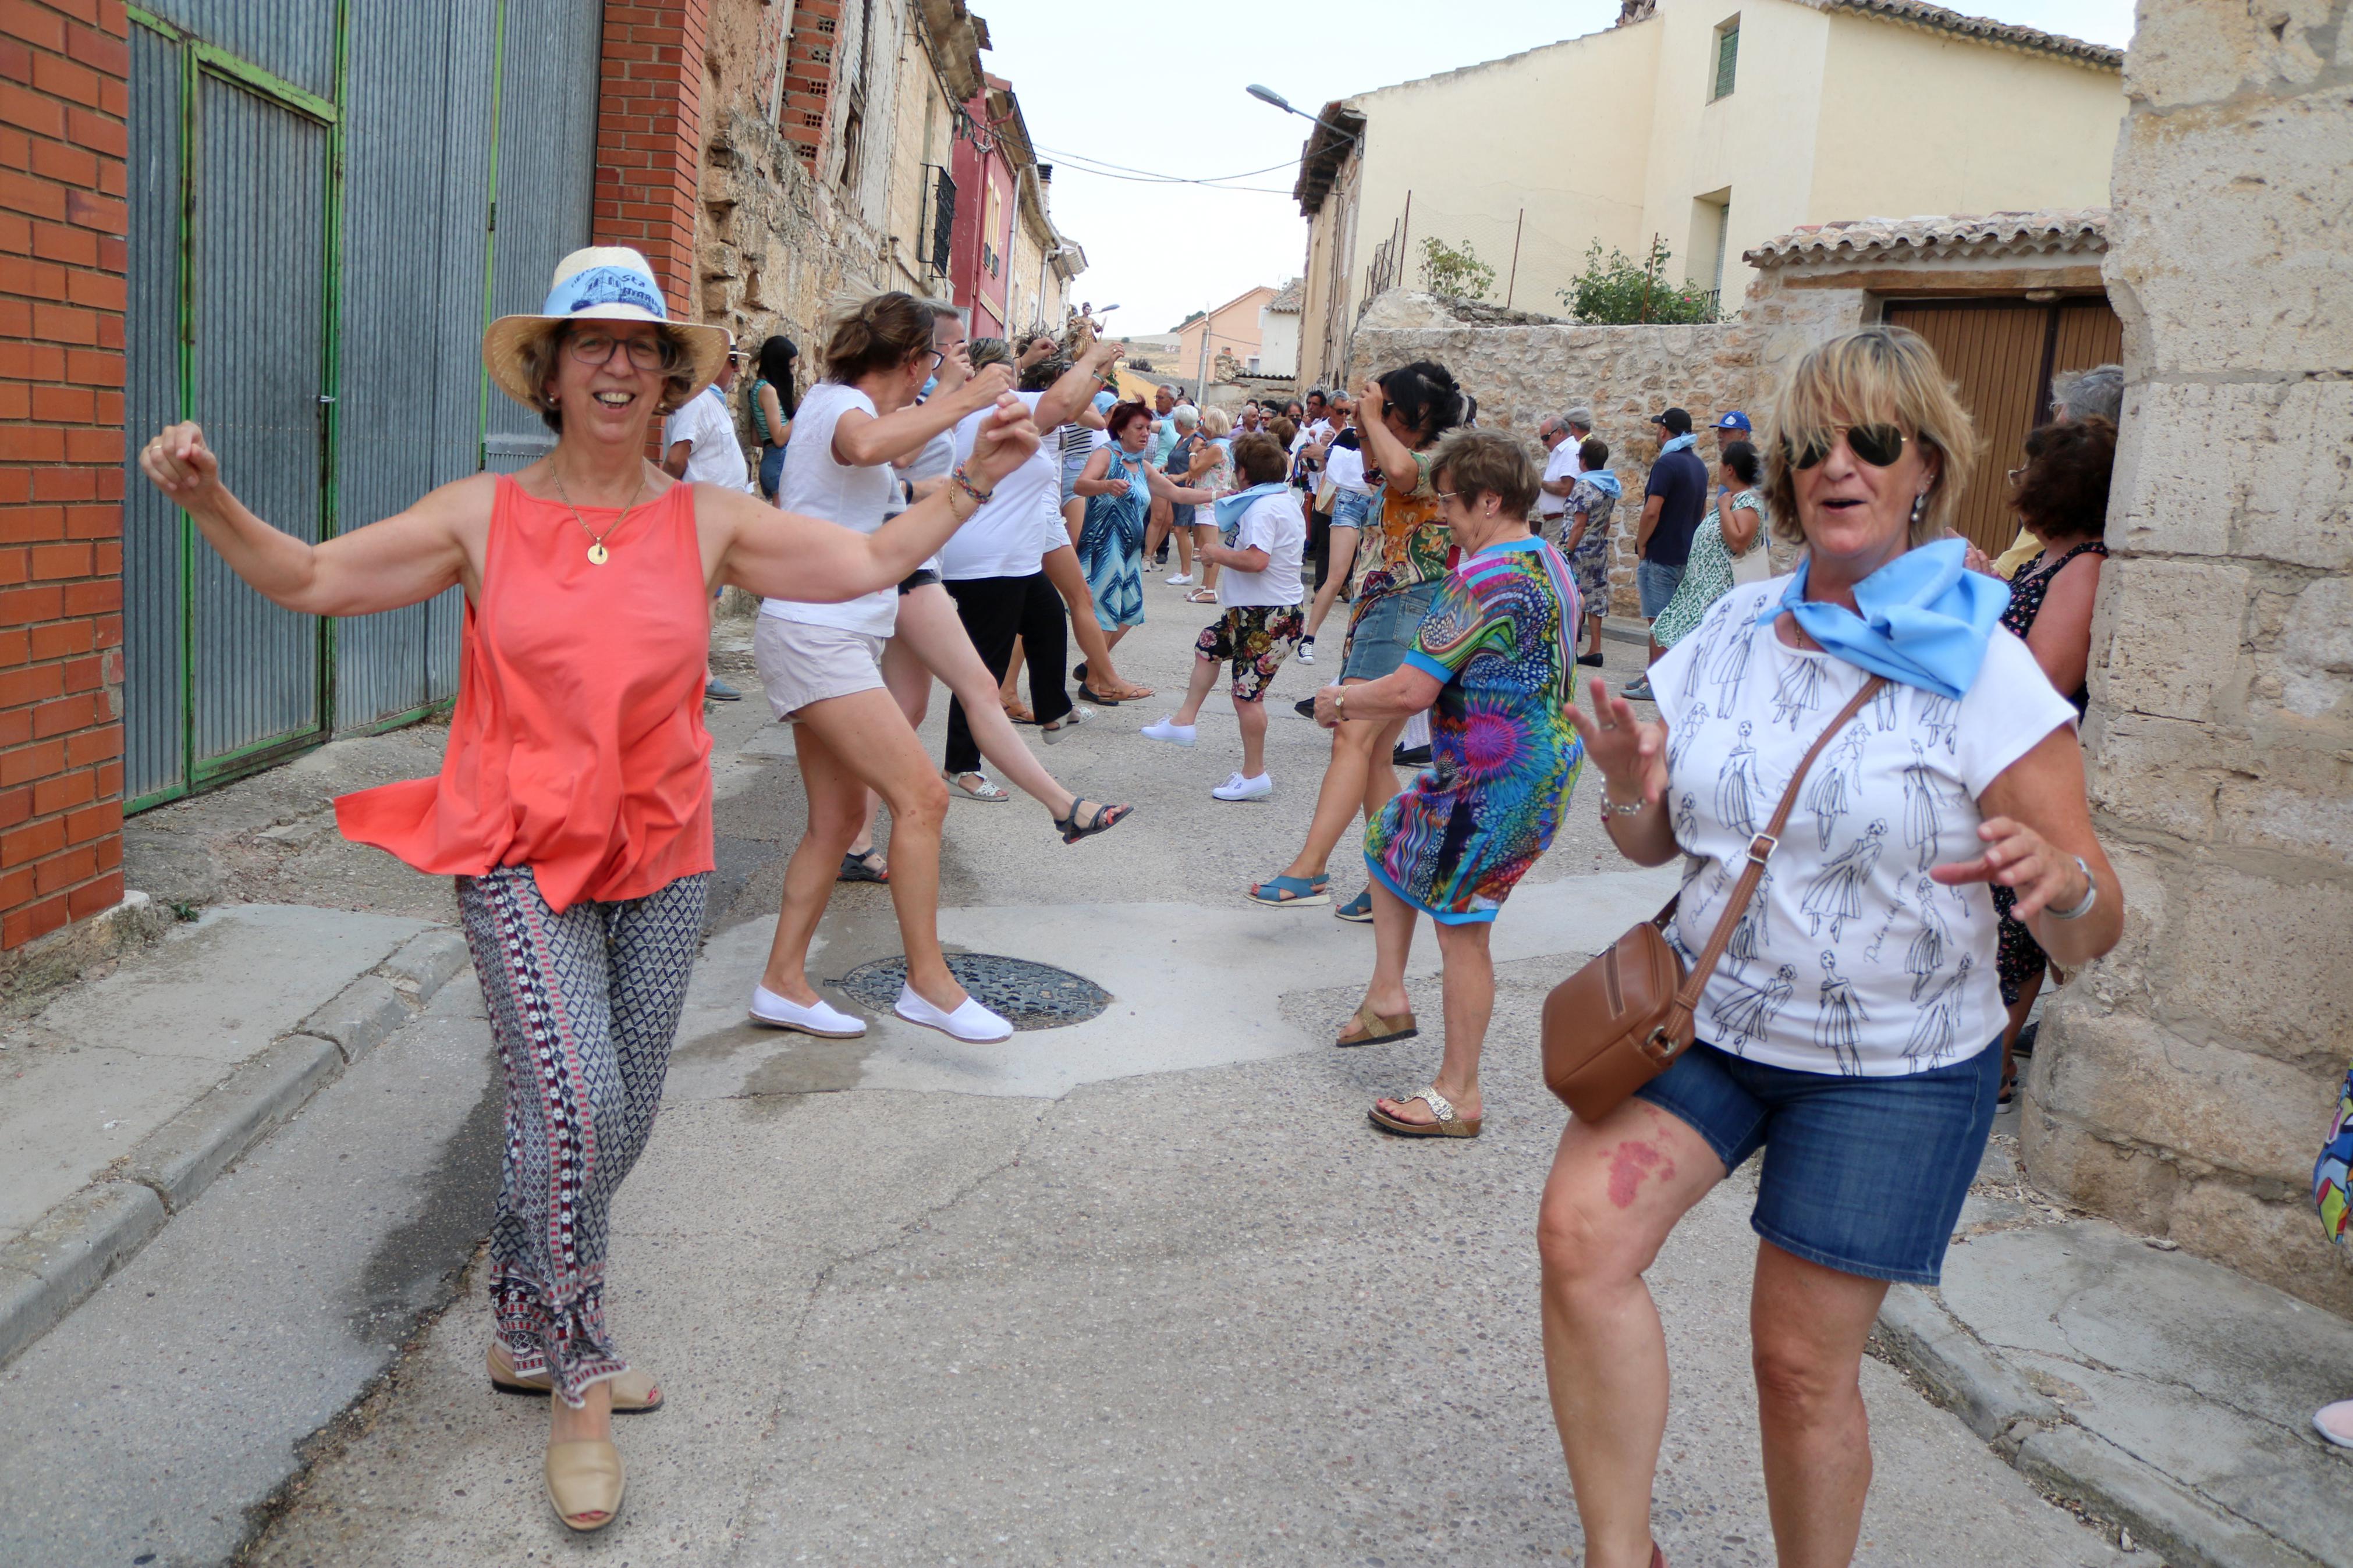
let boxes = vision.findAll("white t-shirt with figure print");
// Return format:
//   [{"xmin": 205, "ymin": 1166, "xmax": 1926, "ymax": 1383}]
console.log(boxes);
[{"xmin": 1647, "ymin": 577, "xmax": 2078, "ymax": 1079}]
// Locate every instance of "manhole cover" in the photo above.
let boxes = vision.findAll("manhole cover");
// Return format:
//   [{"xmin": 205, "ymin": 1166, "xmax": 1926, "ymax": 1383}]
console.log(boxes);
[{"xmin": 835, "ymin": 953, "xmax": 1110, "ymax": 1032}]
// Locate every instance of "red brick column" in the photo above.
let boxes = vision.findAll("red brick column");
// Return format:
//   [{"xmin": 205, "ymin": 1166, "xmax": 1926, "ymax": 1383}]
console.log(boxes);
[
  {"xmin": 778, "ymin": 0, "xmax": 842, "ymax": 171},
  {"xmin": 0, "ymin": 0, "xmax": 129, "ymax": 950},
  {"xmin": 595, "ymin": 0, "xmax": 711, "ymax": 317}
]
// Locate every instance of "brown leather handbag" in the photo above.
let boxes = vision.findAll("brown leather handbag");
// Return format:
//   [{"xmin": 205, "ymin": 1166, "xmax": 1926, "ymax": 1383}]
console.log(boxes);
[{"xmin": 1542, "ymin": 677, "xmax": 1887, "ymax": 1122}]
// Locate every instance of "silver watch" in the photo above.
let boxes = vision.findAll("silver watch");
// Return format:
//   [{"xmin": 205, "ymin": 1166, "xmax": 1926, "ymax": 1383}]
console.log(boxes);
[{"xmin": 2047, "ymin": 856, "xmax": 2098, "ymax": 921}]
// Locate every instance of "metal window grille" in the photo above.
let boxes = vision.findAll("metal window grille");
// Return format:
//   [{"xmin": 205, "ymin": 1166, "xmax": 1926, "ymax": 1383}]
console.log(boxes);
[{"xmin": 922, "ymin": 164, "xmax": 956, "ymax": 273}]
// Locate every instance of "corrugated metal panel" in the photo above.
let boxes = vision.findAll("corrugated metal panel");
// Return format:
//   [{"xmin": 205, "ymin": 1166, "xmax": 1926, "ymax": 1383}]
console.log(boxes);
[
  {"xmin": 2050, "ymin": 302, "xmax": 2124, "ymax": 390},
  {"xmin": 1884, "ymin": 302, "xmax": 2050, "ymax": 555},
  {"xmin": 334, "ymin": 0, "xmax": 495, "ymax": 729},
  {"xmin": 123, "ymin": 22, "xmax": 186, "ymax": 803},
  {"xmin": 484, "ymin": 0, "xmax": 602, "ymax": 475},
  {"xmin": 134, "ymin": 0, "xmax": 338, "ymax": 101},
  {"xmin": 189, "ymin": 73, "xmax": 328, "ymax": 765}
]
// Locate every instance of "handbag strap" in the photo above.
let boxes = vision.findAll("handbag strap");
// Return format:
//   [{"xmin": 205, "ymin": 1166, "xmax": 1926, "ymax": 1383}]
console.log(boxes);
[{"xmin": 1651, "ymin": 674, "xmax": 1889, "ymax": 1053}]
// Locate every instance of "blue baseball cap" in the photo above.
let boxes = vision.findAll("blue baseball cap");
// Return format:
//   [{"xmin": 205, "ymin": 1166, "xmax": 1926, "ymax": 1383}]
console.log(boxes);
[
  {"xmin": 1712, "ymin": 410, "xmax": 1752, "ymax": 433},
  {"xmin": 1092, "ymin": 389, "xmax": 1118, "ymax": 414}
]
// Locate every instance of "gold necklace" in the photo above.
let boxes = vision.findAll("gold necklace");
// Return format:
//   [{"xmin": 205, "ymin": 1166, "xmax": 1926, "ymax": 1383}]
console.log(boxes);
[{"xmin": 551, "ymin": 466, "xmax": 645, "ymax": 565}]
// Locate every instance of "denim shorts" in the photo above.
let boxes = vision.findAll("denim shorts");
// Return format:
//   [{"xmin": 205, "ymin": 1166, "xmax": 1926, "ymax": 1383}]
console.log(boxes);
[
  {"xmin": 1341, "ymin": 580, "xmax": 1441, "ymax": 682},
  {"xmin": 1635, "ymin": 558, "xmax": 1685, "ymax": 618},
  {"xmin": 1633, "ymin": 1036, "xmax": 2003, "ymax": 1285}
]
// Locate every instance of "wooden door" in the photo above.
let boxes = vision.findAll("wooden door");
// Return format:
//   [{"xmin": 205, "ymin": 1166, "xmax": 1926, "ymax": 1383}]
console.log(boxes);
[{"xmin": 1882, "ymin": 298, "xmax": 2124, "ymax": 554}]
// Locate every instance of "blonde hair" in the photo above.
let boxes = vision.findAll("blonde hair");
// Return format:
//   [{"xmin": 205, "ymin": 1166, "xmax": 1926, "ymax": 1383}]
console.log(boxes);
[
  {"xmin": 1199, "ymin": 406, "xmax": 1232, "ymax": 438},
  {"xmin": 1761, "ymin": 325, "xmax": 1979, "ymax": 549}
]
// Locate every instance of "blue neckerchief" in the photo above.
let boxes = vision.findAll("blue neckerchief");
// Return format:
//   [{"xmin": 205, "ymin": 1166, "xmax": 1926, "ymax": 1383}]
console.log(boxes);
[
  {"xmin": 1754, "ymin": 537, "xmax": 2010, "ymax": 699},
  {"xmin": 1659, "ymin": 432, "xmax": 1697, "ymax": 455},
  {"xmin": 1212, "ymin": 481, "xmax": 1289, "ymax": 536},
  {"xmin": 703, "ymin": 385, "xmax": 726, "ymax": 406},
  {"xmin": 1579, "ymin": 468, "xmax": 1623, "ymax": 499}
]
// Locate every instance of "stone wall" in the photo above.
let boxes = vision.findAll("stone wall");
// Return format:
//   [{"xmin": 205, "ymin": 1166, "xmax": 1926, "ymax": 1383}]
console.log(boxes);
[
  {"xmin": 1347, "ymin": 290, "xmax": 1791, "ymax": 613},
  {"xmin": 2021, "ymin": 0, "xmax": 2353, "ymax": 1314}
]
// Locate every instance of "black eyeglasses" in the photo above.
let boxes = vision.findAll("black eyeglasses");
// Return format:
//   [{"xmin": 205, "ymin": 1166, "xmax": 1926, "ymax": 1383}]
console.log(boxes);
[
  {"xmin": 1785, "ymin": 423, "xmax": 1907, "ymax": 470},
  {"xmin": 568, "ymin": 331, "xmax": 673, "ymax": 372}
]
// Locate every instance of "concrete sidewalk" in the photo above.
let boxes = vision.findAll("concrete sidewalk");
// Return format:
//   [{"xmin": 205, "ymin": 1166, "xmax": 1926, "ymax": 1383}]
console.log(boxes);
[{"xmin": 1879, "ymin": 1133, "xmax": 2353, "ymax": 1568}]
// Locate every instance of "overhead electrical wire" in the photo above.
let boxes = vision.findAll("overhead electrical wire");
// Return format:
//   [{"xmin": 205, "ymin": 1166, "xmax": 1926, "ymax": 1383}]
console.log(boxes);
[{"xmin": 1032, "ymin": 142, "xmax": 1298, "ymax": 194}]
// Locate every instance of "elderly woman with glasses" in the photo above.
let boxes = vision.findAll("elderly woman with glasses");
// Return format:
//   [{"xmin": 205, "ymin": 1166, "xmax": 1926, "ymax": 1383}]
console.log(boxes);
[
  {"xmin": 137, "ymin": 248, "xmax": 1041, "ymax": 1533},
  {"xmin": 1538, "ymin": 326, "xmax": 2123, "ymax": 1568}
]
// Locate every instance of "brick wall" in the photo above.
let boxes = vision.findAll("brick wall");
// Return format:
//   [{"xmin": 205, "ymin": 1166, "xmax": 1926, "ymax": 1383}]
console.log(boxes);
[
  {"xmin": 596, "ymin": 0, "xmax": 712, "ymax": 316},
  {"xmin": 0, "ymin": 0, "xmax": 129, "ymax": 951},
  {"xmin": 778, "ymin": 0, "xmax": 842, "ymax": 172}
]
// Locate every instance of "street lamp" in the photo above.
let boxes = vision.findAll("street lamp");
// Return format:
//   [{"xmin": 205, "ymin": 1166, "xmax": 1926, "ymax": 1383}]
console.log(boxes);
[{"xmin": 1245, "ymin": 84, "xmax": 1361, "ymax": 144}]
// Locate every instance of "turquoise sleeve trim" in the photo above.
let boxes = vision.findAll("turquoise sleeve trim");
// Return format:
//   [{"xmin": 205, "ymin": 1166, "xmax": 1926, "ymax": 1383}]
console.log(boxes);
[{"xmin": 1403, "ymin": 650, "xmax": 1454, "ymax": 682}]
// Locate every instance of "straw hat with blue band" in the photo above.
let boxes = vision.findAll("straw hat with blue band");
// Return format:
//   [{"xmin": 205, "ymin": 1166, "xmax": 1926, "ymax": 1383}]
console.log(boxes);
[{"xmin": 481, "ymin": 246, "xmax": 732, "ymax": 412}]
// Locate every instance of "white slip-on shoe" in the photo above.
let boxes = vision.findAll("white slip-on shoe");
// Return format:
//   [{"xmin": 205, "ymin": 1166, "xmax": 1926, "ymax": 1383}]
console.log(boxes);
[
  {"xmin": 893, "ymin": 984, "xmax": 1014, "ymax": 1043},
  {"xmin": 748, "ymin": 983, "xmax": 867, "ymax": 1038},
  {"xmin": 1212, "ymin": 771, "xmax": 1273, "ymax": 802},
  {"xmin": 1041, "ymin": 703, "xmax": 1092, "ymax": 745},
  {"xmin": 1164, "ymin": 572, "xmax": 1193, "ymax": 586},
  {"xmin": 1140, "ymin": 716, "xmax": 1197, "ymax": 746}
]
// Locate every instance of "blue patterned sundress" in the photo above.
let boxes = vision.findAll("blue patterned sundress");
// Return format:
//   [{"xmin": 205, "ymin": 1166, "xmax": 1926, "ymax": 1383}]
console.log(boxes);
[
  {"xmin": 1362, "ymin": 536, "xmax": 1584, "ymax": 923},
  {"xmin": 1077, "ymin": 447, "xmax": 1149, "ymax": 630}
]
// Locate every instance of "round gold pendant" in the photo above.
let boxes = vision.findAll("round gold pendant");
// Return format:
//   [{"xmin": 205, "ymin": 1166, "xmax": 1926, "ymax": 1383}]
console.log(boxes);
[{"xmin": 587, "ymin": 542, "xmax": 609, "ymax": 565}]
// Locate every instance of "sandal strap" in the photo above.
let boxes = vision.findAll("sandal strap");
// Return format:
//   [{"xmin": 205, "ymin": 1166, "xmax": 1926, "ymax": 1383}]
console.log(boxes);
[{"xmin": 1410, "ymin": 1086, "xmax": 1457, "ymax": 1124}]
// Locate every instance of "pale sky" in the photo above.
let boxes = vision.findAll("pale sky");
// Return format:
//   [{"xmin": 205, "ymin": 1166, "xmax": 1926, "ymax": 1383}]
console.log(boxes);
[{"xmin": 974, "ymin": 0, "xmax": 2139, "ymax": 336}]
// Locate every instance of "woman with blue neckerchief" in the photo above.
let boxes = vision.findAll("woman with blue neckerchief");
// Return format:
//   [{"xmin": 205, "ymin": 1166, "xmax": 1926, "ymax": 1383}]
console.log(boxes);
[
  {"xmin": 1072, "ymin": 397, "xmax": 1218, "ymax": 655},
  {"xmin": 1536, "ymin": 326, "xmax": 2124, "ymax": 1568}
]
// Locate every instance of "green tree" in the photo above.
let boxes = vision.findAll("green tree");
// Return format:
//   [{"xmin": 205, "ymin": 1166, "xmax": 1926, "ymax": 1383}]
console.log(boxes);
[
  {"xmin": 1557, "ymin": 236, "xmax": 1721, "ymax": 324},
  {"xmin": 1417, "ymin": 236, "xmax": 1497, "ymax": 301}
]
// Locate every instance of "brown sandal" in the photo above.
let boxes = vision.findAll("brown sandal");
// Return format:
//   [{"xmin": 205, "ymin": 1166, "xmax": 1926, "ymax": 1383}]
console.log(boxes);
[
  {"xmin": 1333, "ymin": 1000, "xmax": 1417, "ymax": 1048},
  {"xmin": 1368, "ymin": 1085, "xmax": 1482, "ymax": 1139}
]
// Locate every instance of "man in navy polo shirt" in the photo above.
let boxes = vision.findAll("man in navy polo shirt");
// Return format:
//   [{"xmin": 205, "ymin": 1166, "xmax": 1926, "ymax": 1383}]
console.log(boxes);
[{"xmin": 1626, "ymin": 406, "xmax": 1710, "ymax": 700}]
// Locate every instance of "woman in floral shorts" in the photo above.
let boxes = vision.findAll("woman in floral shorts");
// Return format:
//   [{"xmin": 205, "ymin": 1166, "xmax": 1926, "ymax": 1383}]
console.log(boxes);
[{"xmin": 1140, "ymin": 433, "xmax": 1309, "ymax": 802}]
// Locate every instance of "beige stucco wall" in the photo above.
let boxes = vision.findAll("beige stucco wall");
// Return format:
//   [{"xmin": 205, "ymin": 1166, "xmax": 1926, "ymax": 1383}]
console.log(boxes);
[
  {"xmin": 2021, "ymin": 0, "xmax": 2353, "ymax": 1315},
  {"xmin": 1259, "ymin": 307, "xmax": 1300, "ymax": 378},
  {"xmin": 1807, "ymin": 13, "xmax": 2125, "ymax": 235},
  {"xmin": 1172, "ymin": 287, "xmax": 1274, "ymax": 388},
  {"xmin": 881, "ymin": 27, "xmax": 957, "ymax": 299}
]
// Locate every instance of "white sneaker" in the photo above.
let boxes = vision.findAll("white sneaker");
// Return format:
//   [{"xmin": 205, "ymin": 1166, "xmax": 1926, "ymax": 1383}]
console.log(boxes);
[
  {"xmin": 1297, "ymin": 637, "xmax": 1316, "ymax": 666},
  {"xmin": 1140, "ymin": 716, "xmax": 1197, "ymax": 746},
  {"xmin": 747, "ymin": 983, "xmax": 867, "ymax": 1038},
  {"xmin": 893, "ymin": 983, "xmax": 1014, "ymax": 1043},
  {"xmin": 1212, "ymin": 771, "xmax": 1273, "ymax": 801},
  {"xmin": 1041, "ymin": 703, "xmax": 1092, "ymax": 745},
  {"xmin": 1165, "ymin": 573, "xmax": 1193, "ymax": 586}
]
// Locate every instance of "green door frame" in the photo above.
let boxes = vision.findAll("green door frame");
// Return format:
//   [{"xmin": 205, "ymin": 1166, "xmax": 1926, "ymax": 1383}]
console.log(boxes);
[{"xmin": 125, "ymin": 3, "xmax": 348, "ymax": 810}]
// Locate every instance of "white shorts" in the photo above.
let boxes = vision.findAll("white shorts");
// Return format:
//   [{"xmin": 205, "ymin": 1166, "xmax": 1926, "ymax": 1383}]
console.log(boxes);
[{"xmin": 754, "ymin": 616, "xmax": 886, "ymax": 720}]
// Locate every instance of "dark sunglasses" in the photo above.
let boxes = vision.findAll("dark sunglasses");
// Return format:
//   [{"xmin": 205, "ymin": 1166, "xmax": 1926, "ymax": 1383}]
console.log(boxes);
[{"xmin": 1786, "ymin": 424, "xmax": 1907, "ymax": 470}]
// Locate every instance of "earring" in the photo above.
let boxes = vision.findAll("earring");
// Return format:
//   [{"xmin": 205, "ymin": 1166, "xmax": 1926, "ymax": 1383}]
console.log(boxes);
[{"xmin": 1910, "ymin": 492, "xmax": 1927, "ymax": 527}]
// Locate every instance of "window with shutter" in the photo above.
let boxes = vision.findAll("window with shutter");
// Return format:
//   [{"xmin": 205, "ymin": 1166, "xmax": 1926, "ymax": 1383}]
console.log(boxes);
[{"xmin": 1712, "ymin": 22, "xmax": 1739, "ymax": 100}]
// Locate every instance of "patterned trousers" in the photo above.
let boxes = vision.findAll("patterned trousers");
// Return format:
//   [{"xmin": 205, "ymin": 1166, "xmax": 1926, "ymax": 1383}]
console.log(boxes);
[{"xmin": 455, "ymin": 863, "xmax": 709, "ymax": 1407}]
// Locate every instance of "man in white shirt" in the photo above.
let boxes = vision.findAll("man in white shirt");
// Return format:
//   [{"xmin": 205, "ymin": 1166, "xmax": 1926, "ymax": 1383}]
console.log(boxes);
[
  {"xmin": 1535, "ymin": 407, "xmax": 1587, "ymax": 541},
  {"xmin": 662, "ymin": 339, "xmax": 751, "ymax": 698},
  {"xmin": 662, "ymin": 343, "xmax": 752, "ymax": 491}
]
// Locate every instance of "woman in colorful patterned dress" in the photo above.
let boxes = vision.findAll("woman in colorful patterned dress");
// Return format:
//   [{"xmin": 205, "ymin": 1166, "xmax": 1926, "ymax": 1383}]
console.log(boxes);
[{"xmin": 1309, "ymin": 431, "xmax": 1584, "ymax": 1137}]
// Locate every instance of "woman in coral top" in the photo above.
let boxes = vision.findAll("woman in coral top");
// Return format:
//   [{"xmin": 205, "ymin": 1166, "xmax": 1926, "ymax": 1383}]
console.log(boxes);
[{"xmin": 133, "ymin": 248, "xmax": 1038, "ymax": 1534}]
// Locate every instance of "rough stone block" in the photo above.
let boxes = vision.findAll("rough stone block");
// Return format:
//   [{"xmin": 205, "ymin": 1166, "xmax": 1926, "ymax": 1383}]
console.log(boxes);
[
  {"xmin": 2109, "ymin": 88, "xmax": 2353, "ymax": 375},
  {"xmin": 2104, "ymin": 379, "xmax": 2253, "ymax": 559},
  {"xmin": 2096, "ymin": 558, "xmax": 2248, "ymax": 723},
  {"xmin": 2169, "ymin": 1178, "xmax": 2353, "ymax": 1318},
  {"xmin": 2120, "ymin": 0, "xmax": 2337, "ymax": 113},
  {"xmin": 2031, "ymin": 1008, "xmax": 2327, "ymax": 1186},
  {"xmin": 0, "ymin": 1183, "xmax": 165, "ymax": 1370},
  {"xmin": 377, "ymin": 927, "xmax": 469, "ymax": 999},
  {"xmin": 2270, "ymin": 574, "xmax": 2353, "ymax": 720},
  {"xmin": 2018, "ymin": 1098, "xmax": 2182, "ymax": 1233},
  {"xmin": 2241, "ymin": 379, "xmax": 2353, "ymax": 569},
  {"xmin": 2063, "ymin": 840, "xmax": 2169, "ymax": 1012},
  {"xmin": 2162, "ymin": 862, "xmax": 2353, "ymax": 1064},
  {"xmin": 2084, "ymin": 710, "xmax": 2223, "ymax": 842},
  {"xmin": 295, "ymin": 975, "xmax": 411, "ymax": 1065},
  {"xmin": 120, "ymin": 1034, "xmax": 344, "ymax": 1213}
]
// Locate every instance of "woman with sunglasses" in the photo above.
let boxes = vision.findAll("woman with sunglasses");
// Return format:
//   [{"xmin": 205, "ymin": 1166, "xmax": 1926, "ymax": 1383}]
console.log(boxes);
[
  {"xmin": 1538, "ymin": 326, "xmax": 2123, "ymax": 1567},
  {"xmin": 137, "ymin": 249, "xmax": 1039, "ymax": 1533}
]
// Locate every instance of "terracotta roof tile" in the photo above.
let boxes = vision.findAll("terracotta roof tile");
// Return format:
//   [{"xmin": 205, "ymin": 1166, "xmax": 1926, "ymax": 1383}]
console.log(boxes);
[
  {"xmin": 1744, "ymin": 209, "xmax": 2109, "ymax": 268},
  {"xmin": 1804, "ymin": 0, "xmax": 2123, "ymax": 69}
]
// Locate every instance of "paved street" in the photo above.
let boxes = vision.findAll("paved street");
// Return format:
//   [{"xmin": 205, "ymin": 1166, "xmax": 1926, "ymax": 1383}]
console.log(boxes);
[{"xmin": 7, "ymin": 600, "xmax": 2128, "ymax": 1565}]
